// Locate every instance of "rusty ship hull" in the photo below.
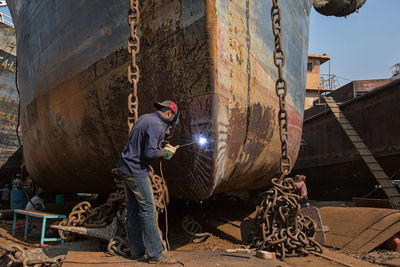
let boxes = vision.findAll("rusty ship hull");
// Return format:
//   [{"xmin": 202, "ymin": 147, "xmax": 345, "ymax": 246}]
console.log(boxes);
[
  {"xmin": 294, "ymin": 79, "xmax": 400, "ymax": 200},
  {"xmin": 8, "ymin": 0, "xmax": 311, "ymax": 200},
  {"xmin": 0, "ymin": 20, "xmax": 20, "ymax": 180}
]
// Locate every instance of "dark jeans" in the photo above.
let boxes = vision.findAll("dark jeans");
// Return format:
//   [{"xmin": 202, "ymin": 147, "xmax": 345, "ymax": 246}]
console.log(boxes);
[{"xmin": 124, "ymin": 176, "xmax": 163, "ymax": 260}]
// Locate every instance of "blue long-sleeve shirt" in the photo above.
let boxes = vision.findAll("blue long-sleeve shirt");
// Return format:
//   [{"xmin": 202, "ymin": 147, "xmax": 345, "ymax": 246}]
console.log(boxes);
[{"xmin": 117, "ymin": 112, "xmax": 170, "ymax": 177}]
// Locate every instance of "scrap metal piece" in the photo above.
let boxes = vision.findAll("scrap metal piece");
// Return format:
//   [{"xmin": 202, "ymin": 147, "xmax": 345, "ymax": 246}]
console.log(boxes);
[
  {"xmin": 320, "ymin": 206, "xmax": 400, "ymax": 253},
  {"xmin": 0, "ymin": 240, "xmax": 101, "ymax": 267},
  {"xmin": 255, "ymin": 250, "xmax": 275, "ymax": 260},
  {"xmin": 225, "ymin": 248, "xmax": 252, "ymax": 254},
  {"xmin": 52, "ymin": 217, "xmax": 118, "ymax": 241},
  {"xmin": 301, "ymin": 206, "xmax": 326, "ymax": 245}
]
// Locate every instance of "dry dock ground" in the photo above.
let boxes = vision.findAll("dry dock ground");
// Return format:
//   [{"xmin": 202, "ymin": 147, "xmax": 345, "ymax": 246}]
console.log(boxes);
[{"xmin": 0, "ymin": 197, "xmax": 399, "ymax": 266}]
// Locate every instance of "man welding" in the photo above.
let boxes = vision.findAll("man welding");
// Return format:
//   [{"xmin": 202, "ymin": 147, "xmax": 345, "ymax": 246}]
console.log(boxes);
[{"xmin": 116, "ymin": 100, "xmax": 179, "ymax": 264}]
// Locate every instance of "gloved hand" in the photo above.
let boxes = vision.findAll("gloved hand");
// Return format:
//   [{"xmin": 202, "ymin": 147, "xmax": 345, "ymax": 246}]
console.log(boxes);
[{"xmin": 161, "ymin": 144, "xmax": 179, "ymax": 160}]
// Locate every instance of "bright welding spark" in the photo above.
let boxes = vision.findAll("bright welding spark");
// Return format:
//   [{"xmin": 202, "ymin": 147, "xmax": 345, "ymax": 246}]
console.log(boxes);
[{"xmin": 198, "ymin": 137, "xmax": 208, "ymax": 146}]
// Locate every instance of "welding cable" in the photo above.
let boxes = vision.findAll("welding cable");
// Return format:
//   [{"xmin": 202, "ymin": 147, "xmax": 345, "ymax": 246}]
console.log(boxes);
[
  {"xmin": 15, "ymin": 56, "xmax": 21, "ymax": 147},
  {"xmin": 14, "ymin": 56, "xmax": 25, "ymax": 179},
  {"xmin": 159, "ymin": 160, "xmax": 170, "ymax": 251}
]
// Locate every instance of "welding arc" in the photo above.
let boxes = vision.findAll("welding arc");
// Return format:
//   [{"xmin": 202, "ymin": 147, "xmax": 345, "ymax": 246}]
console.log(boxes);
[{"xmin": 178, "ymin": 141, "xmax": 197, "ymax": 148}]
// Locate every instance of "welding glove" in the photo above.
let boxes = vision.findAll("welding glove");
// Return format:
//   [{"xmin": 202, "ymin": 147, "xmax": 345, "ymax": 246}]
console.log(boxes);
[{"xmin": 161, "ymin": 144, "xmax": 179, "ymax": 160}]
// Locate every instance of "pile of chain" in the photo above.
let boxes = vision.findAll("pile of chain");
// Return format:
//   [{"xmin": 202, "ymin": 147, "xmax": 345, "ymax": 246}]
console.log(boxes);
[
  {"xmin": 181, "ymin": 215, "xmax": 211, "ymax": 243},
  {"xmin": 249, "ymin": 178, "xmax": 322, "ymax": 259},
  {"xmin": 57, "ymin": 166, "xmax": 169, "ymax": 257},
  {"xmin": 0, "ymin": 245, "xmax": 65, "ymax": 267}
]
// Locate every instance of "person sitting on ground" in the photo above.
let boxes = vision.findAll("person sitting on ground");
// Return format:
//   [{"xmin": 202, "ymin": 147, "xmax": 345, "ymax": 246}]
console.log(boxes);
[
  {"xmin": 1, "ymin": 184, "xmax": 10, "ymax": 208},
  {"xmin": 25, "ymin": 188, "xmax": 45, "ymax": 211},
  {"xmin": 294, "ymin": 175, "xmax": 308, "ymax": 203}
]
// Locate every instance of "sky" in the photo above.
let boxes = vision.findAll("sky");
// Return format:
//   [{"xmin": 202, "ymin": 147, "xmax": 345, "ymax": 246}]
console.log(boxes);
[
  {"xmin": 309, "ymin": 0, "xmax": 400, "ymax": 84},
  {"xmin": 1, "ymin": 1, "xmax": 398, "ymax": 84}
]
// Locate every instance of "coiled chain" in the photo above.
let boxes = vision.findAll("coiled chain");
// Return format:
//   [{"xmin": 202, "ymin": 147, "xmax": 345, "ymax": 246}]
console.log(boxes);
[
  {"xmin": 57, "ymin": 167, "xmax": 169, "ymax": 256},
  {"xmin": 249, "ymin": 178, "xmax": 322, "ymax": 259},
  {"xmin": 0, "ymin": 244, "xmax": 65, "ymax": 267}
]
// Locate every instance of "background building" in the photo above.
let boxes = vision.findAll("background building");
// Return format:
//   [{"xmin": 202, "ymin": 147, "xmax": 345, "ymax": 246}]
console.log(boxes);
[{"xmin": 305, "ymin": 54, "xmax": 334, "ymax": 110}]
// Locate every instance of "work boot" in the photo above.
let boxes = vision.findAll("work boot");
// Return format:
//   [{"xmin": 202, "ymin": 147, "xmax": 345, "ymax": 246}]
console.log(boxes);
[
  {"xmin": 131, "ymin": 254, "xmax": 148, "ymax": 262},
  {"xmin": 148, "ymin": 254, "xmax": 178, "ymax": 264}
]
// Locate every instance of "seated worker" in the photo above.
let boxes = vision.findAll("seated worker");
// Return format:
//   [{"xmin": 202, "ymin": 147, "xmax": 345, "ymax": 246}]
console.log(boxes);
[
  {"xmin": 12, "ymin": 174, "xmax": 22, "ymax": 190},
  {"xmin": 25, "ymin": 188, "xmax": 45, "ymax": 211},
  {"xmin": 294, "ymin": 175, "xmax": 308, "ymax": 203}
]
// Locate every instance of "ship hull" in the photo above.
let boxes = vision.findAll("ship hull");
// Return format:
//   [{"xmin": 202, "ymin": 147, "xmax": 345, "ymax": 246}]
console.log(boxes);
[
  {"xmin": 0, "ymin": 21, "xmax": 20, "ymax": 180},
  {"xmin": 294, "ymin": 79, "xmax": 400, "ymax": 200},
  {"xmin": 8, "ymin": 0, "xmax": 311, "ymax": 200}
]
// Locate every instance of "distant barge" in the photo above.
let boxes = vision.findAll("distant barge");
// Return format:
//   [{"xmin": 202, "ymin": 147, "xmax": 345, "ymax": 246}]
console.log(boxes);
[
  {"xmin": 0, "ymin": 15, "xmax": 20, "ymax": 180},
  {"xmin": 294, "ymin": 78, "xmax": 400, "ymax": 200}
]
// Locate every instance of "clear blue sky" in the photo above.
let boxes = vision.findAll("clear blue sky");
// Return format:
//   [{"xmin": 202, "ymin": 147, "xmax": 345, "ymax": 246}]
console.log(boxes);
[
  {"xmin": 1, "ymin": 1, "xmax": 398, "ymax": 83},
  {"xmin": 309, "ymin": 0, "xmax": 400, "ymax": 83}
]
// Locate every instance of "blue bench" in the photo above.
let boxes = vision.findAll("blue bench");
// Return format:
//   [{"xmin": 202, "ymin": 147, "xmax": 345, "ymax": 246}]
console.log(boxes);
[{"xmin": 12, "ymin": 209, "xmax": 66, "ymax": 245}]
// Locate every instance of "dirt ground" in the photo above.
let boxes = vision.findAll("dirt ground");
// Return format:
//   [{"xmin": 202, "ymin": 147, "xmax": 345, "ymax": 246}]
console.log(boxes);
[
  {"xmin": 351, "ymin": 249, "xmax": 400, "ymax": 265},
  {"xmin": 0, "ymin": 196, "xmax": 398, "ymax": 266}
]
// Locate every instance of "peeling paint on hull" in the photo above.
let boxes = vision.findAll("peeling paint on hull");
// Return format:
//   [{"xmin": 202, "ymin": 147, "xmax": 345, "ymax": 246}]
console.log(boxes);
[
  {"xmin": 0, "ymin": 22, "xmax": 20, "ymax": 178},
  {"xmin": 8, "ymin": 0, "xmax": 311, "ymax": 200}
]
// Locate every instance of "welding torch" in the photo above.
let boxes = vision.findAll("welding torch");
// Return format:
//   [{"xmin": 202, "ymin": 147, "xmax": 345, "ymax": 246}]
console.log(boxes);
[{"xmin": 177, "ymin": 137, "xmax": 208, "ymax": 149}]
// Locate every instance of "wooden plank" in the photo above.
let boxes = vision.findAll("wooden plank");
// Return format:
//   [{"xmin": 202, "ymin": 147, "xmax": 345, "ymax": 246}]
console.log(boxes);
[
  {"xmin": 358, "ymin": 149, "xmax": 372, "ymax": 156},
  {"xmin": 354, "ymin": 142, "xmax": 368, "ymax": 149},
  {"xmin": 377, "ymin": 179, "xmax": 396, "ymax": 188},
  {"xmin": 337, "ymin": 117, "xmax": 350, "ymax": 124},
  {"xmin": 342, "ymin": 124, "xmax": 353, "ymax": 130},
  {"xmin": 349, "ymin": 135, "xmax": 362, "ymax": 142},
  {"xmin": 344, "ymin": 129, "xmax": 358, "ymax": 135},
  {"xmin": 14, "ymin": 209, "xmax": 65, "ymax": 218},
  {"xmin": 371, "ymin": 170, "xmax": 388, "ymax": 178},
  {"xmin": 366, "ymin": 163, "xmax": 383, "ymax": 170},
  {"xmin": 361, "ymin": 155, "xmax": 377, "ymax": 163},
  {"xmin": 352, "ymin": 198, "xmax": 394, "ymax": 209}
]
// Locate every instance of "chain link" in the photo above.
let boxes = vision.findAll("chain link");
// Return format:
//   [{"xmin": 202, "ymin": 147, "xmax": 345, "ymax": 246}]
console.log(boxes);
[
  {"xmin": 127, "ymin": 0, "xmax": 140, "ymax": 133},
  {"xmin": 0, "ymin": 244, "xmax": 65, "ymax": 266},
  {"xmin": 271, "ymin": 0, "xmax": 292, "ymax": 179},
  {"xmin": 181, "ymin": 215, "xmax": 211, "ymax": 243}
]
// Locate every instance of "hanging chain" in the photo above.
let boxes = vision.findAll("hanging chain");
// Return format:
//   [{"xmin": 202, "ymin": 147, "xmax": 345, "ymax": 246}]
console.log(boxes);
[
  {"xmin": 57, "ymin": 0, "xmax": 170, "ymax": 257},
  {"xmin": 246, "ymin": 0, "xmax": 322, "ymax": 260},
  {"xmin": 271, "ymin": 0, "xmax": 291, "ymax": 180},
  {"xmin": 127, "ymin": 0, "xmax": 140, "ymax": 133}
]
